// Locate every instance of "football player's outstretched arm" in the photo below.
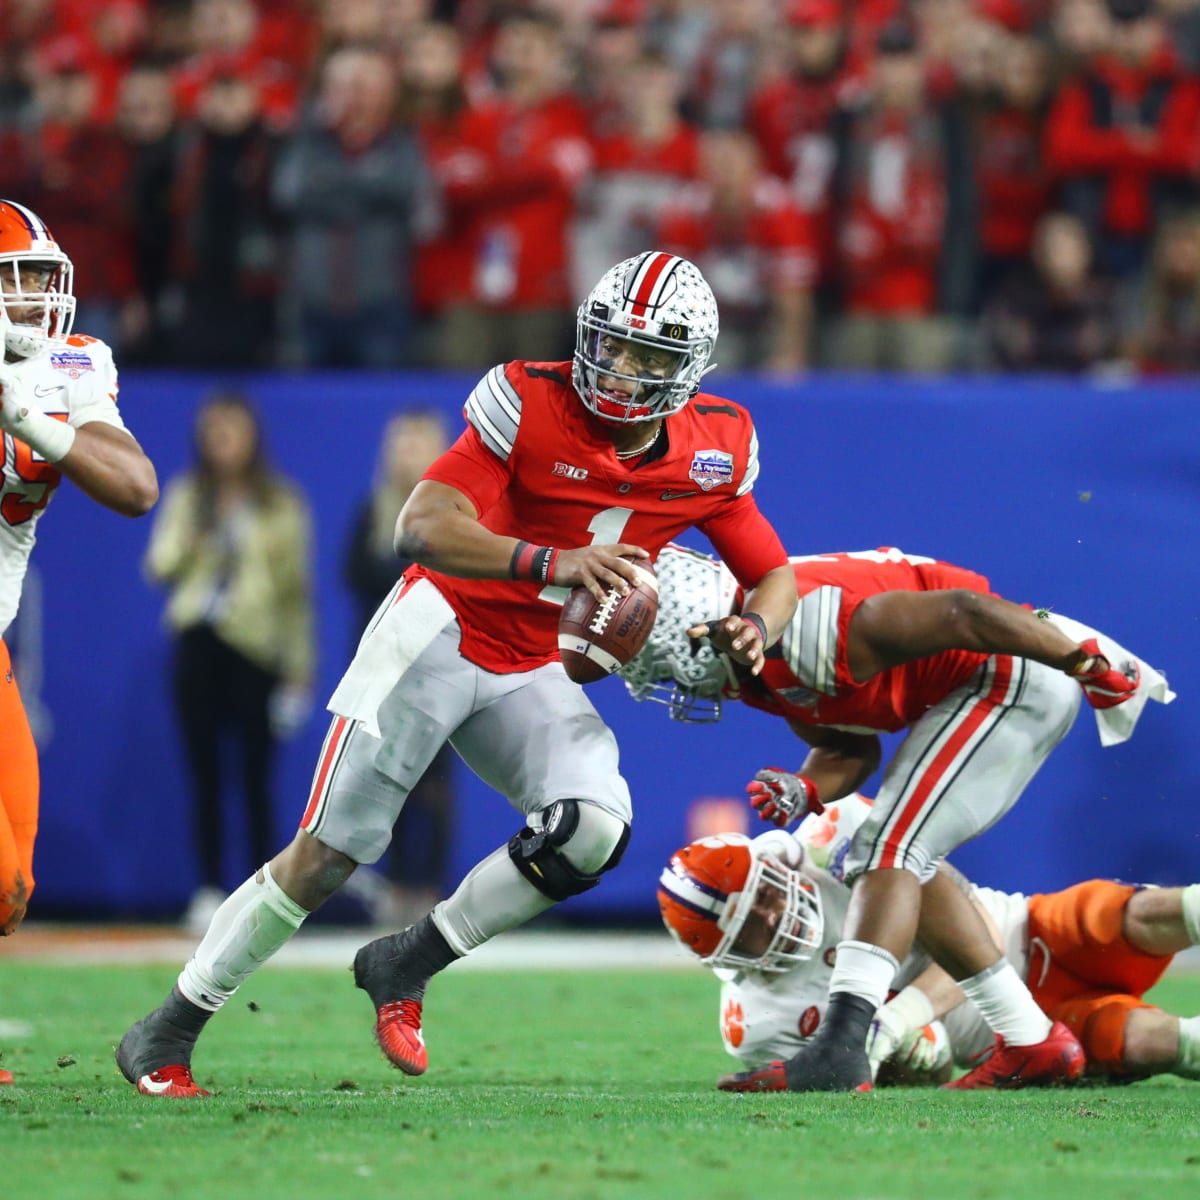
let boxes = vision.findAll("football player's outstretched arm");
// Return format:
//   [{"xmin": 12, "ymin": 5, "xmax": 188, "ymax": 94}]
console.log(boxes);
[
  {"xmin": 847, "ymin": 589, "xmax": 1096, "ymax": 680},
  {"xmin": 57, "ymin": 423, "xmax": 158, "ymax": 517},
  {"xmin": 396, "ymin": 479, "xmax": 649, "ymax": 600}
]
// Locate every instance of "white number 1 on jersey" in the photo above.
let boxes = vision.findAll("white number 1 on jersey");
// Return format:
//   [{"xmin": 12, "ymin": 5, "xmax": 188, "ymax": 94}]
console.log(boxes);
[{"xmin": 538, "ymin": 506, "xmax": 634, "ymax": 605}]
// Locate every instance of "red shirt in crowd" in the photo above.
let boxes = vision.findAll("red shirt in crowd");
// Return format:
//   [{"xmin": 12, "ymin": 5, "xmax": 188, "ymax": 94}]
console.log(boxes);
[
  {"xmin": 1045, "ymin": 48, "xmax": 1200, "ymax": 238},
  {"xmin": 747, "ymin": 70, "xmax": 859, "ymax": 277},
  {"xmin": 975, "ymin": 107, "xmax": 1052, "ymax": 259},
  {"xmin": 439, "ymin": 94, "xmax": 593, "ymax": 311},
  {"xmin": 836, "ymin": 110, "xmax": 949, "ymax": 315},
  {"xmin": 657, "ymin": 177, "xmax": 819, "ymax": 316},
  {"xmin": 22, "ymin": 122, "xmax": 135, "ymax": 302},
  {"xmin": 413, "ymin": 109, "xmax": 487, "ymax": 317}
]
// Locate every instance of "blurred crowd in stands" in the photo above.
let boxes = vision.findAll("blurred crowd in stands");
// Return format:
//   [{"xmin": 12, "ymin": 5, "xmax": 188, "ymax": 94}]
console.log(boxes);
[{"xmin": 2, "ymin": 0, "xmax": 1199, "ymax": 375}]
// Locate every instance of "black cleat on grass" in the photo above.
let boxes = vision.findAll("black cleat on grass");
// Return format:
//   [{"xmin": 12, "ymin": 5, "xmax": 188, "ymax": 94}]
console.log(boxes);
[
  {"xmin": 116, "ymin": 989, "xmax": 211, "ymax": 1096},
  {"xmin": 781, "ymin": 992, "xmax": 877, "ymax": 1093}
]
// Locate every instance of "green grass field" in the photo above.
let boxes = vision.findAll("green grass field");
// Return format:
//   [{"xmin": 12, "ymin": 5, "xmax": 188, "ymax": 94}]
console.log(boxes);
[{"xmin": 5, "ymin": 961, "xmax": 1200, "ymax": 1200}]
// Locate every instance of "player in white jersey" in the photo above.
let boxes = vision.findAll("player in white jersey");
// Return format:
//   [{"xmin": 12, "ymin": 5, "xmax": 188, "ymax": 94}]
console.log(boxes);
[
  {"xmin": 661, "ymin": 797, "xmax": 1200, "ymax": 1087},
  {"xmin": 0, "ymin": 199, "xmax": 158, "ymax": 1085}
]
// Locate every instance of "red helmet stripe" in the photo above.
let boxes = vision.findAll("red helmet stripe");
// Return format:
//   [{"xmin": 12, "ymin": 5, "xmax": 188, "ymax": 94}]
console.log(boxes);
[{"xmin": 629, "ymin": 251, "xmax": 675, "ymax": 316}]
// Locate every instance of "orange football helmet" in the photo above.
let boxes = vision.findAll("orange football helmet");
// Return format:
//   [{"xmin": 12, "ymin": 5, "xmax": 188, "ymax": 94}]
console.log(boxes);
[
  {"xmin": 658, "ymin": 833, "xmax": 824, "ymax": 974},
  {"xmin": 0, "ymin": 199, "xmax": 75, "ymax": 340}
]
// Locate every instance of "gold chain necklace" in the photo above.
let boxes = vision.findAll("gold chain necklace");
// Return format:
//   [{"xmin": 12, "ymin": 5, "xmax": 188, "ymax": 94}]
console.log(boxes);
[{"xmin": 614, "ymin": 428, "xmax": 660, "ymax": 460}]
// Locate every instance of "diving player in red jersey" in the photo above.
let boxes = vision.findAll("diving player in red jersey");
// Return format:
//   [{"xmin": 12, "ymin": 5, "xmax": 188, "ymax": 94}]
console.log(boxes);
[
  {"xmin": 623, "ymin": 545, "xmax": 1159, "ymax": 1092},
  {"xmin": 116, "ymin": 251, "xmax": 799, "ymax": 1097}
]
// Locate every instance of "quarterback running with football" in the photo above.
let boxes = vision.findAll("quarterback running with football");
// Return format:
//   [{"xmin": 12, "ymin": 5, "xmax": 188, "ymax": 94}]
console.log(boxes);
[
  {"xmin": 117, "ymin": 251, "xmax": 799, "ymax": 1097},
  {"xmin": 660, "ymin": 796, "xmax": 1200, "ymax": 1086},
  {"xmin": 0, "ymin": 199, "xmax": 159, "ymax": 1083},
  {"xmin": 622, "ymin": 544, "xmax": 1164, "ymax": 1091}
]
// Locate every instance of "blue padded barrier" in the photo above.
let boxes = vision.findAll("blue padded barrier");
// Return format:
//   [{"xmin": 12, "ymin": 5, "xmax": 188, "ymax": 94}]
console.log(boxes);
[{"xmin": 21, "ymin": 370, "xmax": 1198, "ymax": 919}]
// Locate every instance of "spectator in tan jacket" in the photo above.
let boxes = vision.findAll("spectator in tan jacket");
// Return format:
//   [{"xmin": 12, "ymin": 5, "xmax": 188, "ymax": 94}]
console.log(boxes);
[{"xmin": 145, "ymin": 391, "xmax": 314, "ymax": 932}]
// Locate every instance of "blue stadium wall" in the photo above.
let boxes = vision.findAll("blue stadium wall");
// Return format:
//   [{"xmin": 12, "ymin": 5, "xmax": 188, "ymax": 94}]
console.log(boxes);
[{"xmin": 20, "ymin": 370, "xmax": 1200, "ymax": 922}]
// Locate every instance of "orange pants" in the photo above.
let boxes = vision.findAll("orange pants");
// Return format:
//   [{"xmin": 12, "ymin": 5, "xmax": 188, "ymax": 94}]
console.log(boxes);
[
  {"xmin": 1027, "ymin": 879, "xmax": 1173, "ymax": 1073},
  {"xmin": 0, "ymin": 639, "xmax": 39, "ymax": 935}
]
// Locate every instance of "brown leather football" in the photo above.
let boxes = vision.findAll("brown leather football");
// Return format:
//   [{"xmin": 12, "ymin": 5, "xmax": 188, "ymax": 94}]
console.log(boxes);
[{"xmin": 558, "ymin": 559, "xmax": 659, "ymax": 684}]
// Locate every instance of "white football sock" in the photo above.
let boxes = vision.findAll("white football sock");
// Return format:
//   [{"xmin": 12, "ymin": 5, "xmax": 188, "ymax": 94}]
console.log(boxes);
[
  {"xmin": 1173, "ymin": 1015, "xmax": 1200, "ymax": 1080},
  {"xmin": 828, "ymin": 940, "xmax": 900, "ymax": 1009},
  {"xmin": 958, "ymin": 959, "xmax": 1051, "ymax": 1047},
  {"xmin": 177, "ymin": 864, "xmax": 308, "ymax": 1012},
  {"xmin": 1180, "ymin": 884, "xmax": 1200, "ymax": 946},
  {"xmin": 432, "ymin": 847, "xmax": 555, "ymax": 957}
]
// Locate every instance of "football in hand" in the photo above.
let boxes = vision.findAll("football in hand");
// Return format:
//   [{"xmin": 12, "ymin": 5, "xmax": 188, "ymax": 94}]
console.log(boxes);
[{"xmin": 558, "ymin": 559, "xmax": 658, "ymax": 684}]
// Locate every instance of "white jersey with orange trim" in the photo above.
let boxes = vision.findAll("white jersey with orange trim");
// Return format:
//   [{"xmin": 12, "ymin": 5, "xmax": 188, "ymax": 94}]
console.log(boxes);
[
  {"xmin": 0, "ymin": 334, "xmax": 127, "ymax": 637},
  {"xmin": 714, "ymin": 796, "xmax": 1032, "ymax": 1069}
]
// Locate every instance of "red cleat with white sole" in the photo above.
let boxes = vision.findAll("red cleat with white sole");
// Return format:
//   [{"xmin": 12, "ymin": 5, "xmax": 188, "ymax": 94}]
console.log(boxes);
[
  {"xmin": 374, "ymin": 999, "xmax": 428, "ymax": 1075},
  {"xmin": 133, "ymin": 1065, "xmax": 210, "ymax": 1098},
  {"xmin": 943, "ymin": 1021, "xmax": 1085, "ymax": 1090},
  {"xmin": 718, "ymin": 1061, "xmax": 788, "ymax": 1092}
]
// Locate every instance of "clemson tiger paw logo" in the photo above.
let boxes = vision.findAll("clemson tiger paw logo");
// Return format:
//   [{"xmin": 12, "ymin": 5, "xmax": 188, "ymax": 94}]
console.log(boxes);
[{"xmin": 722, "ymin": 999, "xmax": 745, "ymax": 1049}]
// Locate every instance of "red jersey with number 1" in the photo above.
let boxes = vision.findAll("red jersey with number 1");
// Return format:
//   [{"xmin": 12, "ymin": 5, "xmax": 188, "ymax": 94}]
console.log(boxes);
[
  {"xmin": 416, "ymin": 360, "xmax": 788, "ymax": 673},
  {"xmin": 738, "ymin": 549, "xmax": 995, "ymax": 733}
]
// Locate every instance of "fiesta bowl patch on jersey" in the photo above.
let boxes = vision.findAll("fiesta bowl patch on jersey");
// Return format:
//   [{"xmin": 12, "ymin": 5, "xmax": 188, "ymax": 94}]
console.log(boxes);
[
  {"xmin": 558, "ymin": 560, "xmax": 658, "ymax": 684},
  {"xmin": 49, "ymin": 350, "xmax": 94, "ymax": 377},
  {"xmin": 688, "ymin": 449, "xmax": 735, "ymax": 491}
]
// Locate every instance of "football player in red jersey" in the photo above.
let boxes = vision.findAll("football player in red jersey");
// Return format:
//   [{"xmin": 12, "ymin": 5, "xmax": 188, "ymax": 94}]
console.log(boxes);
[
  {"xmin": 116, "ymin": 251, "xmax": 799, "ymax": 1098},
  {"xmin": 622, "ymin": 545, "xmax": 1164, "ymax": 1092}
]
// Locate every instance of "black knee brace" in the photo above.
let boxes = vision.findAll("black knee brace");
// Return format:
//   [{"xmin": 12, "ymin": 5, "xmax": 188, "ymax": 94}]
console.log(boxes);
[{"xmin": 507, "ymin": 800, "xmax": 631, "ymax": 902}]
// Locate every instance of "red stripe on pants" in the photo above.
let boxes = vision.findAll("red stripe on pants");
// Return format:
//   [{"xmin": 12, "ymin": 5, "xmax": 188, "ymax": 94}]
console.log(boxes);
[
  {"xmin": 301, "ymin": 716, "xmax": 347, "ymax": 828},
  {"xmin": 877, "ymin": 657, "xmax": 1014, "ymax": 869}
]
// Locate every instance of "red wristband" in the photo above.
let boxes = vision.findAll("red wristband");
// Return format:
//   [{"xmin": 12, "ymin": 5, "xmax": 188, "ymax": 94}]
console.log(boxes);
[
  {"xmin": 796, "ymin": 774, "xmax": 823, "ymax": 815},
  {"xmin": 510, "ymin": 541, "xmax": 559, "ymax": 583},
  {"xmin": 510, "ymin": 540, "xmax": 538, "ymax": 580}
]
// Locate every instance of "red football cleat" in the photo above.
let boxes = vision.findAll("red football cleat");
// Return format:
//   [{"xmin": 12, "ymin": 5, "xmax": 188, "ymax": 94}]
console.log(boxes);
[
  {"xmin": 718, "ymin": 1061, "xmax": 788, "ymax": 1092},
  {"xmin": 0, "ymin": 1068, "xmax": 14, "ymax": 1085},
  {"xmin": 133, "ymin": 1065, "xmax": 210, "ymax": 1098},
  {"xmin": 943, "ymin": 1021, "xmax": 1085, "ymax": 1090},
  {"xmin": 374, "ymin": 999, "xmax": 428, "ymax": 1075}
]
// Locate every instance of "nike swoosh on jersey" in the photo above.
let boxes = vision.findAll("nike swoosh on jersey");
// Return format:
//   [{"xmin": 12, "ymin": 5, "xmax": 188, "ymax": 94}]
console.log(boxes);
[
  {"xmin": 660, "ymin": 490, "xmax": 699, "ymax": 501},
  {"xmin": 137, "ymin": 1074, "xmax": 178, "ymax": 1094},
  {"xmin": 33, "ymin": 384, "xmax": 66, "ymax": 397}
]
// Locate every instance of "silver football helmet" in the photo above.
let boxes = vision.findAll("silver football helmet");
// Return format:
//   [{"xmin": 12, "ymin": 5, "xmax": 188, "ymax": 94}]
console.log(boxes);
[
  {"xmin": 620, "ymin": 543, "xmax": 739, "ymax": 722},
  {"xmin": 572, "ymin": 250, "xmax": 719, "ymax": 424}
]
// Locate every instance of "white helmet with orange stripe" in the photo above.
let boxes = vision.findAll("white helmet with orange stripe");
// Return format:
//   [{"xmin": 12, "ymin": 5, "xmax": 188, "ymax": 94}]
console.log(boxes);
[
  {"xmin": 0, "ymin": 199, "xmax": 76, "ymax": 348},
  {"xmin": 573, "ymin": 250, "xmax": 718, "ymax": 423}
]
